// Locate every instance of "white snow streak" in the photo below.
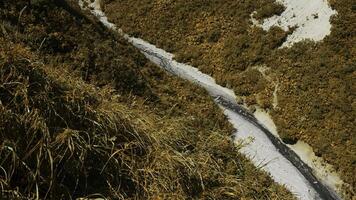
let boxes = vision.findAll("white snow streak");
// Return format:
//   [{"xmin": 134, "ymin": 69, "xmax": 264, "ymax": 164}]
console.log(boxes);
[{"xmin": 77, "ymin": 1, "xmax": 344, "ymax": 199}]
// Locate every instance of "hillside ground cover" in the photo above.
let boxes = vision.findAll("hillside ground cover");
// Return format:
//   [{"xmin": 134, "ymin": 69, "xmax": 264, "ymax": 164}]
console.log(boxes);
[
  {"xmin": 103, "ymin": 0, "xmax": 355, "ymax": 197},
  {"xmin": 0, "ymin": 0, "xmax": 294, "ymax": 199}
]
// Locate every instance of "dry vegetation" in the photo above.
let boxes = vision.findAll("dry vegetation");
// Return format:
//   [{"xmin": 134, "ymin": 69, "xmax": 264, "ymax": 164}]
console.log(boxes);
[
  {"xmin": 104, "ymin": 0, "xmax": 355, "ymax": 198},
  {"xmin": 0, "ymin": 0, "xmax": 294, "ymax": 199}
]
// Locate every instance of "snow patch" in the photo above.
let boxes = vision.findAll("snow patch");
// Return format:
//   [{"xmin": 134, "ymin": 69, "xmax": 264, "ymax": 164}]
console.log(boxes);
[
  {"xmin": 252, "ymin": 0, "xmax": 337, "ymax": 47},
  {"xmin": 128, "ymin": 37, "xmax": 237, "ymax": 104},
  {"xmin": 272, "ymin": 83, "xmax": 279, "ymax": 109},
  {"xmin": 254, "ymin": 108, "xmax": 279, "ymax": 136},
  {"xmin": 224, "ymin": 109, "xmax": 318, "ymax": 199},
  {"xmin": 289, "ymin": 141, "xmax": 344, "ymax": 194},
  {"xmin": 78, "ymin": 1, "xmax": 342, "ymax": 199},
  {"xmin": 79, "ymin": 0, "xmax": 119, "ymax": 31},
  {"xmin": 254, "ymin": 108, "xmax": 344, "ymax": 196},
  {"xmin": 126, "ymin": 32, "xmax": 321, "ymax": 200}
]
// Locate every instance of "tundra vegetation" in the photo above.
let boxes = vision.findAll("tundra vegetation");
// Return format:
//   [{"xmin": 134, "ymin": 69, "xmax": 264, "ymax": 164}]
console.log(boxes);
[
  {"xmin": 104, "ymin": 0, "xmax": 355, "ymax": 198},
  {"xmin": 0, "ymin": 0, "xmax": 294, "ymax": 199}
]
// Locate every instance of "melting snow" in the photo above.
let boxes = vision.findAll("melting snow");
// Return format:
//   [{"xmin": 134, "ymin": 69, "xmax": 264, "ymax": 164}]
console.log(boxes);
[
  {"xmin": 253, "ymin": 0, "xmax": 337, "ymax": 47},
  {"xmin": 78, "ymin": 1, "xmax": 342, "ymax": 199}
]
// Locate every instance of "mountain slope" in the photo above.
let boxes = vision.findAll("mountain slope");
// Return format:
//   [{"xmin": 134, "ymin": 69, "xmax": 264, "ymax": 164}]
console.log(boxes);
[
  {"xmin": 103, "ymin": 0, "xmax": 355, "ymax": 197},
  {"xmin": 0, "ymin": 0, "xmax": 294, "ymax": 199}
]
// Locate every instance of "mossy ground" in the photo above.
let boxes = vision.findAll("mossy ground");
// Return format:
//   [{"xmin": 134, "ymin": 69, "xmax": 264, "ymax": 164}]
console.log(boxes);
[
  {"xmin": 0, "ymin": 0, "xmax": 294, "ymax": 199},
  {"xmin": 104, "ymin": 0, "xmax": 355, "ymax": 198}
]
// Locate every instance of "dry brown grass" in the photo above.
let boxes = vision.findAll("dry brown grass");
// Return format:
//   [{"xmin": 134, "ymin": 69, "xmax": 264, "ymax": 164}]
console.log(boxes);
[
  {"xmin": 103, "ymin": 0, "xmax": 355, "ymax": 197},
  {"xmin": 0, "ymin": 40, "xmax": 152, "ymax": 199},
  {"xmin": 0, "ymin": 39, "xmax": 293, "ymax": 199},
  {"xmin": 0, "ymin": 1, "xmax": 294, "ymax": 199}
]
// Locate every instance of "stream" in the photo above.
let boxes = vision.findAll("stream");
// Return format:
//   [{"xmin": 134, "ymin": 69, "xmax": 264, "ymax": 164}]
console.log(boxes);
[{"xmin": 78, "ymin": 1, "xmax": 342, "ymax": 199}]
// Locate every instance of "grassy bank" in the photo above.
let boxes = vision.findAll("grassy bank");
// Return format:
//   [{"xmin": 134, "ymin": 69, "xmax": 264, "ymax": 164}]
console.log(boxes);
[
  {"xmin": 104, "ymin": 0, "xmax": 355, "ymax": 197},
  {"xmin": 0, "ymin": 0, "xmax": 294, "ymax": 199}
]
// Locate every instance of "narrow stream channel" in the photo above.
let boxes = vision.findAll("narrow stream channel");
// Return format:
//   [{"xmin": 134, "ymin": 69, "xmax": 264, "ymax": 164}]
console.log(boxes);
[{"xmin": 78, "ymin": 1, "xmax": 343, "ymax": 199}]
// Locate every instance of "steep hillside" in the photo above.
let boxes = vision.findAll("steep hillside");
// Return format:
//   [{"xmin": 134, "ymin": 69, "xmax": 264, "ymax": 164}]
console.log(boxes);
[
  {"xmin": 104, "ymin": 0, "xmax": 355, "ymax": 197},
  {"xmin": 0, "ymin": 0, "xmax": 294, "ymax": 199}
]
